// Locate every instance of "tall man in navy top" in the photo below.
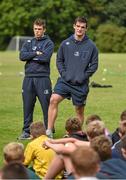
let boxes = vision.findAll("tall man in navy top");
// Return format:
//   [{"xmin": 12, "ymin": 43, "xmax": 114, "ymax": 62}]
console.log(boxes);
[
  {"xmin": 18, "ymin": 18, "xmax": 54, "ymax": 140},
  {"xmin": 46, "ymin": 17, "xmax": 98, "ymax": 138}
]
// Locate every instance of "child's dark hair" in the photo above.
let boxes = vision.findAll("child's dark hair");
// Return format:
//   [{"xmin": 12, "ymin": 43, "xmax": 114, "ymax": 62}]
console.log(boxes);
[
  {"xmin": 120, "ymin": 110, "xmax": 126, "ymax": 121},
  {"xmin": 65, "ymin": 117, "xmax": 82, "ymax": 133},
  {"xmin": 86, "ymin": 114, "xmax": 102, "ymax": 125}
]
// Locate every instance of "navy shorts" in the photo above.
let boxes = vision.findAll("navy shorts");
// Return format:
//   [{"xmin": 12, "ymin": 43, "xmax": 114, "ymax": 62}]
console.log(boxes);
[{"xmin": 53, "ymin": 77, "xmax": 89, "ymax": 106}]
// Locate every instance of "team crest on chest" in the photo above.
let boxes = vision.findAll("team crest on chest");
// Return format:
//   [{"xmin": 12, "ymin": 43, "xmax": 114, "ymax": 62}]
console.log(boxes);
[
  {"xmin": 66, "ymin": 42, "xmax": 70, "ymax": 45},
  {"xmin": 32, "ymin": 46, "xmax": 37, "ymax": 51},
  {"xmin": 74, "ymin": 51, "xmax": 79, "ymax": 56}
]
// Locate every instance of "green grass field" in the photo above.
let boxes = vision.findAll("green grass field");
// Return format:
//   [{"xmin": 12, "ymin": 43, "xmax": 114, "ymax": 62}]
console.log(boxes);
[{"xmin": 0, "ymin": 52, "xmax": 126, "ymax": 166}]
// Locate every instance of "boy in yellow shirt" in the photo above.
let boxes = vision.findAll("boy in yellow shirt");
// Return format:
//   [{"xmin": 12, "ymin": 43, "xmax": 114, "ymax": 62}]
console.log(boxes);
[{"xmin": 24, "ymin": 121, "xmax": 60, "ymax": 179}]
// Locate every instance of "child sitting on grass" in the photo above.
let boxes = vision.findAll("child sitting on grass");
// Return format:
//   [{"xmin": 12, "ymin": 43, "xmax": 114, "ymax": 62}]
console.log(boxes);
[
  {"xmin": 112, "ymin": 110, "xmax": 126, "ymax": 145},
  {"xmin": 24, "ymin": 121, "xmax": 62, "ymax": 179},
  {"xmin": 3, "ymin": 142, "xmax": 39, "ymax": 179},
  {"xmin": 64, "ymin": 117, "xmax": 88, "ymax": 141},
  {"xmin": 86, "ymin": 114, "xmax": 110, "ymax": 137}
]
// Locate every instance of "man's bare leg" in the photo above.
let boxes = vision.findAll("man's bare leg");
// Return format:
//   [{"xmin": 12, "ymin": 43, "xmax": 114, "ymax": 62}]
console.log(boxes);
[
  {"xmin": 46, "ymin": 94, "xmax": 64, "ymax": 138},
  {"xmin": 75, "ymin": 105, "xmax": 84, "ymax": 126}
]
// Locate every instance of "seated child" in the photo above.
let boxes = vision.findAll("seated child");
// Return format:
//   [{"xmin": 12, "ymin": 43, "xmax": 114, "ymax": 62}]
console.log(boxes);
[
  {"xmin": 0, "ymin": 162, "xmax": 29, "ymax": 179},
  {"xmin": 86, "ymin": 114, "xmax": 102, "ymax": 125},
  {"xmin": 86, "ymin": 120, "xmax": 106, "ymax": 141},
  {"xmin": 112, "ymin": 110, "xmax": 126, "ymax": 145},
  {"xmin": 64, "ymin": 117, "xmax": 88, "ymax": 141},
  {"xmin": 70, "ymin": 146, "xmax": 100, "ymax": 179},
  {"xmin": 3, "ymin": 142, "xmax": 39, "ymax": 179},
  {"xmin": 86, "ymin": 114, "xmax": 110, "ymax": 137},
  {"xmin": 24, "ymin": 121, "xmax": 62, "ymax": 179}
]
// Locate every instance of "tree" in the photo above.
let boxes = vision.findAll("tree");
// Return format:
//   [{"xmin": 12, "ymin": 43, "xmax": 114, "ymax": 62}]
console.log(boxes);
[
  {"xmin": 95, "ymin": 23, "xmax": 126, "ymax": 52},
  {"xmin": 105, "ymin": 0, "xmax": 126, "ymax": 26},
  {"xmin": 0, "ymin": 0, "xmax": 125, "ymax": 51}
]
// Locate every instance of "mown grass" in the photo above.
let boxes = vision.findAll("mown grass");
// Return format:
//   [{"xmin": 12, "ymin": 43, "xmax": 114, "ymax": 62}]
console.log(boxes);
[{"xmin": 0, "ymin": 52, "xmax": 126, "ymax": 166}]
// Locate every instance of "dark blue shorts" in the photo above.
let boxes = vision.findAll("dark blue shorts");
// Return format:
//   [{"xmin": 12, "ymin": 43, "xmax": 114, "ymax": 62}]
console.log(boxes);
[{"xmin": 53, "ymin": 77, "xmax": 89, "ymax": 106}]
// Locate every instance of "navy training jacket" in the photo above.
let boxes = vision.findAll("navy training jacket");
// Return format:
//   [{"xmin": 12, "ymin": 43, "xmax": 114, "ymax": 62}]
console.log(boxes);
[
  {"xmin": 97, "ymin": 158, "xmax": 126, "ymax": 179},
  {"xmin": 57, "ymin": 35, "xmax": 98, "ymax": 85},
  {"xmin": 19, "ymin": 35, "xmax": 54, "ymax": 77}
]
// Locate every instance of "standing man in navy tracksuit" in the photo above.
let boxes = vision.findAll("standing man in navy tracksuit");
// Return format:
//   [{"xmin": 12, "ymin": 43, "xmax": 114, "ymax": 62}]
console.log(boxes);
[
  {"xmin": 18, "ymin": 18, "xmax": 54, "ymax": 140},
  {"xmin": 46, "ymin": 17, "xmax": 98, "ymax": 138}
]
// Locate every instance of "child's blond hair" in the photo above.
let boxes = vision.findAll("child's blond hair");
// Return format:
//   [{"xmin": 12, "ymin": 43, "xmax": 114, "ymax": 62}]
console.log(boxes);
[
  {"xmin": 86, "ymin": 120, "xmax": 105, "ymax": 139},
  {"xmin": 3, "ymin": 142, "xmax": 24, "ymax": 163},
  {"xmin": 30, "ymin": 121, "xmax": 46, "ymax": 138}
]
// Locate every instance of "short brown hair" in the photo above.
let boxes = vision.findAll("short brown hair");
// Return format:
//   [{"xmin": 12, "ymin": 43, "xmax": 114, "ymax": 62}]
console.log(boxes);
[
  {"xmin": 74, "ymin": 17, "xmax": 88, "ymax": 27},
  {"xmin": 70, "ymin": 146, "xmax": 100, "ymax": 177},
  {"xmin": 3, "ymin": 142, "xmax": 24, "ymax": 163},
  {"xmin": 86, "ymin": 114, "xmax": 102, "ymax": 125},
  {"xmin": 120, "ymin": 110, "xmax": 126, "ymax": 121},
  {"xmin": 86, "ymin": 120, "xmax": 105, "ymax": 139},
  {"xmin": 119, "ymin": 120, "xmax": 126, "ymax": 136},
  {"xmin": 120, "ymin": 135, "xmax": 126, "ymax": 149},
  {"xmin": 33, "ymin": 18, "xmax": 46, "ymax": 28},
  {"xmin": 1, "ymin": 162, "xmax": 29, "ymax": 179},
  {"xmin": 65, "ymin": 117, "xmax": 81, "ymax": 133},
  {"xmin": 90, "ymin": 135, "xmax": 112, "ymax": 161},
  {"xmin": 30, "ymin": 121, "xmax": 46, "ymax": 138}
]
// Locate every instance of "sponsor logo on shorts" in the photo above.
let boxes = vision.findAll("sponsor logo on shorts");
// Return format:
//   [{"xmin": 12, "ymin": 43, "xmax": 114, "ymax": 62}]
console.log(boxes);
[
  {"xmin": 44, "ymin": 89, "xmax": 49, "ymax": 94},
  {"xmin": 74, "ymin": 51, "xmax": 79, "ymax": 56}
]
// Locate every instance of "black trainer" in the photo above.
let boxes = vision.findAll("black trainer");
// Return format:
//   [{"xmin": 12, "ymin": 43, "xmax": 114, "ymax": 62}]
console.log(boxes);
[{"xmin": 17, "ymin": 131, "xmax": 31, "ymax": 140}]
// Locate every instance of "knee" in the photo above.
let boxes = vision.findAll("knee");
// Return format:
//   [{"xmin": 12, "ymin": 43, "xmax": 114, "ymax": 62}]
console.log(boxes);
[{"xmin": 49, "ymin": 95, "xmax": 59, "ymax": 106}]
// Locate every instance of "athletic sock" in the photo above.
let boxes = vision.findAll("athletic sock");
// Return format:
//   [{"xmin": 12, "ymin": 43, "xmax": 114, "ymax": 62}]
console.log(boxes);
[{"xmin": 46, "ymin": 129, "xmax": 53, "ymax": 138}]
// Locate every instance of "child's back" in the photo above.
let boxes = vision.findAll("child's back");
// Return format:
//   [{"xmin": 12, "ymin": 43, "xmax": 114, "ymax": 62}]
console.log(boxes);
[{"xmin": 24, "ymin": 121, "xmax": 57, "ymax": 179}]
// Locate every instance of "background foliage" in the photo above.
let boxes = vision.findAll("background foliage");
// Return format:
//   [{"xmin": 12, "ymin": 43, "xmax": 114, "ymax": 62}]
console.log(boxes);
[{"xmin": 0, "ymin": 0, "xmax": 126, "ymax": 52}]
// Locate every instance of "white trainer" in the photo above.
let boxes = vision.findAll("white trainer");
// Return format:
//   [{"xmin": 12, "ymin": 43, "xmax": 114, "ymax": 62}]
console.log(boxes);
[{"xmin": 46, "ymin": 129, "xmax": 53, "ymax": 138}]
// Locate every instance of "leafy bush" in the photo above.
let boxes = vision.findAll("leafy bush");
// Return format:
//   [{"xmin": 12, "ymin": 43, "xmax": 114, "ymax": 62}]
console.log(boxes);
[{"xmin": 95, "ymin": 23, "xmax": 126, "ymax": 52}]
